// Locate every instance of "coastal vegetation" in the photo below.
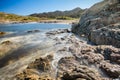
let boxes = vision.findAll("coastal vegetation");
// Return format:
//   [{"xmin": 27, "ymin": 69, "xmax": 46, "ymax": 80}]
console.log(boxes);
[
  {"xmin": 0, "ymin": 12, "xmax": 39, "ymax": 23},
  {"xmin": 0, "ymin": 7, "xmax": 85, "ymax": 23},
  {"xmin": 30, "ymin": 7, "xmax": 85, "ymax": 20},
  {"xmin": 0, "ymin": 7, "xmax": 84, "ymax": 23}
]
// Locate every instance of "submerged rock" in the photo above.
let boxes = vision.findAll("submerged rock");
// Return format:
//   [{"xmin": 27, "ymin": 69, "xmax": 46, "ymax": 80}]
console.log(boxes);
[
  {"xmin": 46, "ymin": 29, "xmax": 71, "ymax": 36},
  {"xmin": 1, "ymin": 40, "xmax": 12, "ymax": 45},
  {"xmin": 27, "ymin": 30, "xmax": 40, "ymax": 33},
  {"xmin": 0, "ymin": 32, "xmax": 6, "ymax": 36}
]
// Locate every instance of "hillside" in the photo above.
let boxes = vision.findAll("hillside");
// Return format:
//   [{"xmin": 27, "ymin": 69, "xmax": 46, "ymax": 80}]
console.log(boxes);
[
  {"xmin": 0, "ymin": 12, "xmax": 39, "ymax": 23},
  {"xmin": 30, "ymin": 7, "xmax": 85, "ymax": 20}
]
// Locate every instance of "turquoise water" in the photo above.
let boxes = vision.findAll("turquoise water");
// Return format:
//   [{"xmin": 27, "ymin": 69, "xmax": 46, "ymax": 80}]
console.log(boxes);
[{"xmin": 0, "ymin": 23, "xmax": 71, "ymax": 32}]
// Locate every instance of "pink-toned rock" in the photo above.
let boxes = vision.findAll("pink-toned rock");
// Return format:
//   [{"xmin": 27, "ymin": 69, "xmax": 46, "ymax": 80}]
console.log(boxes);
[
  {"xmin": 100, "ymin": 61, "xmax": 120, "ymax": 78},
  {"xmin": 57, "ymin": 57, "xmax": 103, "ymax": 80},
  {"xmin": 110, "ymin": 53, "xmax": 120, "ymax": 64}
]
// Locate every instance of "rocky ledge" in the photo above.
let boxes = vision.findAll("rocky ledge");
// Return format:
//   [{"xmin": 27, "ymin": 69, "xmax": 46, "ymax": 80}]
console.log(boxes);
[{"xmin": 13, "ymin": 29, "xmax": 120, "ymax": 80}]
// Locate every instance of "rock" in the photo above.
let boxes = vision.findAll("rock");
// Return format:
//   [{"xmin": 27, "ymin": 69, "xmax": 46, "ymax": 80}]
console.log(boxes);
[
  {"xmin": 15, "ymin": 55, "xmax": 54, "ymax": 80},
  {"xmin": 46, "ymin": 29, "xmax": 71, "ymax": 36},
  {"xmin": 15, "ymin": 69, "xmax": 40, "ymax": 80},
  {"xmin": 27, "ymin": 30, "xmax": 40, "ymax": 33},
  {"xmin": 100, "ymin": 61, "xmax": 120, "ymax": 78},
  {"xmin": 57, "ymin": 57, "xmax": 102, "ymax": 80},
  {"xmin": 72, "ymin": 0, "xmax": 120, "ymax": 47},
  {"xmin": 94, "ymin": 46, "xmax": 120, "ymax": 64},
  {"xmin": 16, "ymin": 69, "xmax": 53, "ymax": 80},
  {"xmin": 0, "ymin": 32, "xmax": 6, "ymax": 36},
  {"xmin": 89, "ymin": 24, "xmax": 120, "ymax": 48},
  {"xmin": 27, "ymin": 55, "xmax": 52, "ymax": 71},
  {"xmin": 61, "ymin": 66, "xmax": 102, "ymax": 80},
  {"xmin": 109, "ymin": 0, "xmax": 120, "ymax": 5},
  {"xmin": 110, "ymin": 53, "xmax": 120, "ymax": 64},
  {"xmin": 81, "ymin": 52, "xmax": 104, "ymax": 64},
  {"xmin": 1, "ymin": 40, "xmax": 12, "ymax": 45}
]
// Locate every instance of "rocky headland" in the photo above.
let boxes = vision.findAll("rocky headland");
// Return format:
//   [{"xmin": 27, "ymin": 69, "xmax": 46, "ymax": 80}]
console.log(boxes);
[{"xmin": 72, "ymin": 0, "xmax": 120, "ymax": 48}]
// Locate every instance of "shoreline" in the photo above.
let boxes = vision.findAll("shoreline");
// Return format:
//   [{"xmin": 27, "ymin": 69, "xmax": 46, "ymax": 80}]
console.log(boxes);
[
  {"xmin": 0, "ymin": 28, "xmax": 119, "ymax": 80},
  {"xmin": 0, "ymin": 19, "xmax": 79, "ymax": 25}
]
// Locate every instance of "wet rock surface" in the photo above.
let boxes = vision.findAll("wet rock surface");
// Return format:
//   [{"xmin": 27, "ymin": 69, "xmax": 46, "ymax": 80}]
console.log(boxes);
[
  {"xmin": 27, "ymin": 55, "xmax": 53, "ymax": 71},
  {"xmin": 4, "ymin": 29, "xmax": 118, "ymax": 80},
  {"xmin": 0, "ymin": 32, "xmax": 6, "ymax": 36},
  {"xmin": 57, "ymin": 57, "xmax": 102, "ymax": 80},
  {"xmin": 15, "ymin": 55, "xmax": 54, "ymax": 80},
  {"xmin": 46, "ymin": 29, "xmax": 71, "ymax": 36},
  {"xmin": 27, "ymin": 30, "xmax": 40, "ymax": 33}
]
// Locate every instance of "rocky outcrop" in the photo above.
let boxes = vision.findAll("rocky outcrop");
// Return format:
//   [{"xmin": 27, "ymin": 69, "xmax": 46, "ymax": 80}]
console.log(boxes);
[
  {"xmin": 46, "ymin": 29, "xmax": 71, "ymax": 36},
  {"xmin": 27, "ymin": 57, "xmax": 51, "ymax": 71},
  {"xmin": 15, "ymin": 55, "xmax": 54, "ymax": 80},
  {"xmin": 100, "ymin": 61, "xmax": 120, "ymax": 78},
  {"xmin": 95, "ymin": 45, "xmax": 120, "ymax": 64},
  {"xmin": 72, "ymin": 0, "xmax": 120, "ymax": 47},
  {"xmin": 57, "ymin": 57, "xmax": 102, "ymax": 80},
  {"xmin": 16, "ymin": 69, "xmax": 53, "ymax": 80},
  {"xmin": 3, "ymin": 28, "xmax": 119, "ymax": 80}
]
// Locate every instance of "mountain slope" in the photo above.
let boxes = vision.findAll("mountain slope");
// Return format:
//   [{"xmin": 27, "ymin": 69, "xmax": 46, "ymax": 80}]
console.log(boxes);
[
  {"xmin": 0, "ymin": 12, "xmax": 39, "ymax": 23},
  {"xmin": 30, "ymin": 7, "xmax": 85, "ymax": 19}
]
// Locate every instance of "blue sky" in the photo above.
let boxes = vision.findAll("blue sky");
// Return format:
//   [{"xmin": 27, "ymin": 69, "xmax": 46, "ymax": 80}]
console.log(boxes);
[{"xmin": 0, "ymin": 0, "xmax": 103, "ymax": 15}]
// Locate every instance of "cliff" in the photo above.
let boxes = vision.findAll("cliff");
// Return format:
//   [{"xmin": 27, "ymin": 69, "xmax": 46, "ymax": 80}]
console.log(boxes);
[{"xmin": 72, "ymin": 0, "xmax": 120, "ymax": 48}]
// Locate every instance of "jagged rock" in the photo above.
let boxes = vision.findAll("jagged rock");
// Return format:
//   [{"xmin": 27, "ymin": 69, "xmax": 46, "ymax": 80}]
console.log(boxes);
[
  {"xmin": 100, "ymin": 61, "xmax": 120, "ymax": 78},
  {"xmin": 61, "ymin": 66, "xmax": 102, "ymax": 80},
  {"xmin": 15, "ymin": 55, "xmax": 54, "ymax": 80},
  {"xmin": 46, "ymin": 29, "xmax": 71, "ymax": 36},
  {"xmin": 110, "ymin": 53, "xmax": 120, "ymax": 64},
  {"xmin": 81, "ymin": 52, "xmax": 104, "ymax": 64},
  {"xmin": 27, "ymin": 55, "xmax": 53, "ymax": 71},
  {"xmin": 94, "ymin": 46, "xmax": 120, "ymax": 64},
  {"xmin": 89, "ymin": 24, "xmax": 120, "ymax": 48},
  {"xmin": 72, "ymin": 0, "xmax": 120, "ymax": 47},
  {"xmin": 57, "ymin": 57, "xmax": 102, "ymax": 80},
  {"xmin": 16, "ymin": 69, "xmax": 53, "ymax": 80}
]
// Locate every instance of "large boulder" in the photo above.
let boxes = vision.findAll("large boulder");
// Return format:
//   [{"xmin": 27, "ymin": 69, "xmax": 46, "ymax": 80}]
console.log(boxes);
[
  {"xmin": 89, "ymin": 24, "xmax": 120, "ymax": 47},
  {"xmin": 72, "ymin": 0, "xmax": 120, "ymax": 47}
]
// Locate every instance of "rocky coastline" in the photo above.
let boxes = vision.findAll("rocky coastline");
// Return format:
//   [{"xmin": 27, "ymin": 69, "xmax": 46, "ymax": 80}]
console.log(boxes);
[
  {"xmin": 15, "ymin": 29, "xmax": 120, "ymax": 80},
  {"xmin": 0, "ymin": 0, "xmax": 120, "ymax": 80},
  {"xmin": 0, "ymin": 28, "xmax": 119, "ymax": 80}
]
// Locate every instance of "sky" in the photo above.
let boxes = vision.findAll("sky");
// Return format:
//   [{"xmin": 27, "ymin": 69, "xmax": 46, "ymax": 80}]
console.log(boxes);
[{"xmin": 0, "ymin": 0, "xmax": 103, "ymax": 15}]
